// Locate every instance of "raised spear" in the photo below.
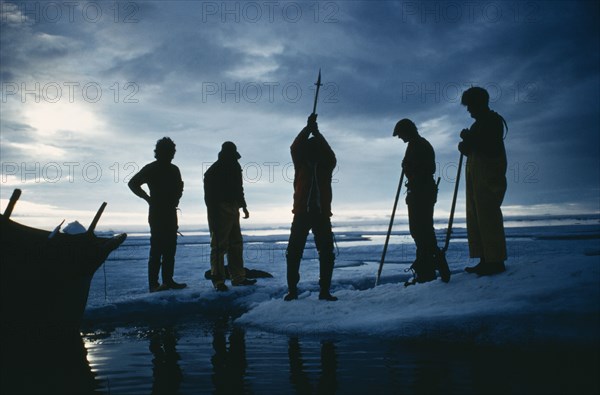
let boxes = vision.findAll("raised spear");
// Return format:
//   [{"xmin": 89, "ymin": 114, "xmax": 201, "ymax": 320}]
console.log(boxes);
[{"xmin": 312, "ymin": 68, "xmax": 323, "ymax": 115}]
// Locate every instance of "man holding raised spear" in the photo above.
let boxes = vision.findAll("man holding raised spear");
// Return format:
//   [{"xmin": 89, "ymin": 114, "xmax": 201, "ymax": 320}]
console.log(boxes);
[{"xmin": 284, "ymin": 70, "xmax": 338, "ymax": 301}]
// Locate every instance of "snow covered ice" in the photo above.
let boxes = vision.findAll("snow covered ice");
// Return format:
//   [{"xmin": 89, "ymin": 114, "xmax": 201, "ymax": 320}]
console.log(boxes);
[{"xmin": 85, "ymin": 218, "xmax": 600, "ymax": 346}]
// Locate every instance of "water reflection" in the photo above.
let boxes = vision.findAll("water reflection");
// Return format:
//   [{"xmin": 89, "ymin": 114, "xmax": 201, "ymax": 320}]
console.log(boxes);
[
  {"xmin": 318, "ymin": 341, "xmax": 338, "ymax": 394},
  {"xmin": 149, "ymin": 327, "xmax": 183, "ymax": 395},
  {"xmin": 1, "ymin": 328, "xmax": 98, "ymax": 394},
  {"xmin": 288, "ymin": 337, "xmax": 311, "ymax": 393},
  {"xmin": 288, "ymin": 337, "xmax": 338, "ymax": 394},
  {"xmin": 81, "ymin": 320, "xmax": 599, "ymax": 394},
  {"xmin": 211, "ymin": 322, "xmax": 249, "ymax": 394}
]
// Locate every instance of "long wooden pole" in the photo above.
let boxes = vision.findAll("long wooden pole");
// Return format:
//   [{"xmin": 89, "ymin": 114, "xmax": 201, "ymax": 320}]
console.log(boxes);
[{"xmin": 376, "ymin": 170, "xmax": 405, "ymax": 286}]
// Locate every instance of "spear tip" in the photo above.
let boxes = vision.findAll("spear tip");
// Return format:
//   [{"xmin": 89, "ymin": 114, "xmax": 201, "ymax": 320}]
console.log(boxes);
[{"xmin": 312, "ymin": 68, "xmax": 323, "ymax": 114}]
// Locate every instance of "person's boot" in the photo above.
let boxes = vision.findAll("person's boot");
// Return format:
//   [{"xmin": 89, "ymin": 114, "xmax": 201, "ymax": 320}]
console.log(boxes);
[
  {"xmin": 318, "ymin": 268, "xmax": 337, "ymax": 300},
  {"xmin": 285, "ymin": 251, "xmax": 301, "ymax": 301},
  {"xmin": 165, "ymin": 280, "xmax": 187, "ymax": 289},
  {"xmin": 434, "ymin": 249, "xmax": 451, "ymax": 283},
  {"xmin": 161, "ymin": 255, "xmax": 187, "ymax": 289},
  {"xmin": 476, "ymin": 261, "xmax": 506, "ymax": 276},
  {"xmin": 284, "ymin": 288, "xmax": 298, "ymax": 301},
  {"xmin": 405, "ymin": 258, "xmax": 436, "ymax": 286},
  {"xmin": 465, "ymin": 260, "xmax": 485, "ymax": 274},
  {"xmin": 148, "ymin": 258, "xmax": 161, "ymax": 293},
  {"xmin": 416, "ymin": 270, "xmax": 436, "ymax": 283},
  {"xmin": 318, "ymin": 252, "xmax": 336, "ymax": 300},
  {"xmin": 154, "ymin": 284, "xmax": 170, "ymax": 292},
  {"xmin": 318, "ymin": 291, "xmax": 338, "ymax": 301},
  {"xmin": 215, "ymin": 282, "xmax": 229, "ymax": 292}
]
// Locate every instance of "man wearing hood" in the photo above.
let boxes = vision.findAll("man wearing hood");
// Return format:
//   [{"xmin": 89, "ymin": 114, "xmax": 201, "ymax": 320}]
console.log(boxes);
[
  {"xmin": 284, "ymin": 113, "xmax": 338, "ymax": 301},
  {"xmin": 204, "ymin": 141, "xmax": 256, "ymax": 291}
]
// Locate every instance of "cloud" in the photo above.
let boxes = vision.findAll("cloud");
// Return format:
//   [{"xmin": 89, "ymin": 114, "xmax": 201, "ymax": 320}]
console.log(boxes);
[{"xmin": 1, "ymin": 0, "xmax": 598, "ymax": 228}]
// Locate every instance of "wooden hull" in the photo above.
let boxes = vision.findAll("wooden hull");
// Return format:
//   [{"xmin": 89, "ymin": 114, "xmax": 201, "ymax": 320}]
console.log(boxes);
[{"xmin": 0, "ymin": 214, "xmax": 126, "ymax": 333}]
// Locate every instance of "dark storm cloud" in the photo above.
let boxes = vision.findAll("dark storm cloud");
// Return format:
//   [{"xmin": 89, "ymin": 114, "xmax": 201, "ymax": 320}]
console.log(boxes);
[
  {"xmin": 312, "ymin": 1, "xmax": 600, "ymax": 121},
  {"xmin": 1, "ymin": 0, "xmax": 598, "ymax": 223}
]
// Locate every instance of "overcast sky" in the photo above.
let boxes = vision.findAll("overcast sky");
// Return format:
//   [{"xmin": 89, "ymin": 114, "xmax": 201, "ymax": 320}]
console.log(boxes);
[{"xmin": 1, "ymin": 0, "xmax": 599, "ymax": 230}]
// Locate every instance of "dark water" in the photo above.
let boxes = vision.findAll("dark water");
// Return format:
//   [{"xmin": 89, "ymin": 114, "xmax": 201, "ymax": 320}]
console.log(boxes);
[{"xmin": 4, "ymin": 315, "xmax": 596, "ymax": 395}]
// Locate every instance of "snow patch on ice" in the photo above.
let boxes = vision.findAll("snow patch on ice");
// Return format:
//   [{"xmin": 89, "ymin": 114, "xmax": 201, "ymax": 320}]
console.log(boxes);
[{"xmin": 236, "ymin": 254, "xmax": 599, "ymax": 344}]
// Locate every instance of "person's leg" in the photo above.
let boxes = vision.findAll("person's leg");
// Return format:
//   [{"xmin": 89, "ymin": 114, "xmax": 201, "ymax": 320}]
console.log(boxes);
[
  {"xmin": 312, "ymin": 213, "xmax": 336, "ymax": 300},
  {"xmin": 209, "ymin": 205, "xmax": 234, "ymax": 290},
  {"xmin": 465, "ymin": 160, "xmax": 483, "ymax": 260},
  {"xmin": 161, "ymin": 231, "xmax": 176, "ymax": 283},
  {"xmin": 285, "ymin": 214, "xmax": 310, "ymax": 300},
  {"xmin": 227, "ymin": 207, "xmax": 252, "ymax": 285},
  {"xmin": 464, "ymin": 160, "xmax": 487, "ymax": 274},
  {"xmin": 472, "ymin": 160, "xmax": 507, "ymax": 274},
  {"xmin": 151, "ymin": 209, "xmax": 186, "ymax": 290},
  {"xmin": 407, "ymin": 193, "xmax": 436, "ymax": 283},
  {"xmin": 148, "ymin": 227, "xmax": 162, "ymax": 292},
  {"xmin": 162, "ymin": 229, "xmax": 186, "ymax": 289},
  {"xmin": 148, "ymin": 209, "xmax": 164, "ymax": 292},
  {"xmin": 425, "ymin": 184, "xmax": 450, "ymax": 282}
]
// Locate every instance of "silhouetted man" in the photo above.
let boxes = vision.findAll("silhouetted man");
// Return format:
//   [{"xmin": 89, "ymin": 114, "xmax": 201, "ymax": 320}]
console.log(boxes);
[
  {"xmin": 459, "ymin": 87, "xmax": 508, "ymax": 275},
  {"xmin": 284, "ymin": 114, "xmax": 337, "ymax": 301},
  {"xmin": 393, "ymin": 119, "xmax": 441, "ymax": 285},
  {"xmin": 129, "ymin": 137, "xmax": 186, "ymax": 292},
  {"xmin": 204, "ymin": 142, "xmax": 256, "ymax": 291}
]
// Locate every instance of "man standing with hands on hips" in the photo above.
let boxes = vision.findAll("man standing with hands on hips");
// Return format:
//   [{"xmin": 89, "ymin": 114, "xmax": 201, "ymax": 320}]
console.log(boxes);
[{"xmin": 129, "ymin": 137, "xmax": 187, "ymax": 292}]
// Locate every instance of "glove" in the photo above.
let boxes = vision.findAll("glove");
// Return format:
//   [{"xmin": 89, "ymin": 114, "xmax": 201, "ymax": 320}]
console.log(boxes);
[
  {"xmin": 307, "ymin": 113, "xmax": 318, "ymax": 133},
  {"xmin": 458, "ymin": 141, "xmax": 470, "ymax": 155}
]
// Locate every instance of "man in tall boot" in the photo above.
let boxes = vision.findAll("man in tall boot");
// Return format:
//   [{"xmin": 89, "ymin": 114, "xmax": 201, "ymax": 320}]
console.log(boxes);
[
  {"xmin": 129, "ymin": 137, "xmax": 187, "ymax": 292},
  {"xmin": 458, "ymin": 87, "xmax": 508, "ymax": 276},
  {"xmin": 204, "ymin": 142, "xmax": 256, "ymax": 291},
  {"xmin": 284, "ymin": 113, "xmax": 337, "ymax": 301},
  {"xmin": 393, "ymin": 119, "xmax": 441, "ymax": 285}
]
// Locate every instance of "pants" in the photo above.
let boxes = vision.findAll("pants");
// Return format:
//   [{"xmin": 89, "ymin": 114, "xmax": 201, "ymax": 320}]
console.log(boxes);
[
  {"xmin": 406, "ymin": 182, "xmax": 439, "ymax": 276},
  {"xmin": 208, "ymin": 202, "xmax": 246, "ymax": 286},
  {"xmin": 286, "ymin": 211, "xmax": 335, "ymax": 293},
  {"xmin": 148, "ymin": 207, "xmax": 178, "ymax": 286},
  {"xmin": 465, "ymin": 156, "xmax": 507, "ymax": 262}
]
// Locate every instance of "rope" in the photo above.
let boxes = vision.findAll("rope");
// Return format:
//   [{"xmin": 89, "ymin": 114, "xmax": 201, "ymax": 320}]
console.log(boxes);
[{"xmin": 103, "ymin": 262, "xmax": 108, "ymax": 302}]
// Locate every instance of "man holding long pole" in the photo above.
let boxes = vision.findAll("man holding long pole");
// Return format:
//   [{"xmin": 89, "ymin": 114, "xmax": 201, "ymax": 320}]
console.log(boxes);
[
  {"xmin": 458, "ymin": 87, "xmax": 508, "ymax": 276},
  {"xmin": 393, "ymin": 119, "xmax": 442, "ymax": 285},
  {"xmin": 284, "ymin": 70, "xmax": 338, "ymax": 302}
]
